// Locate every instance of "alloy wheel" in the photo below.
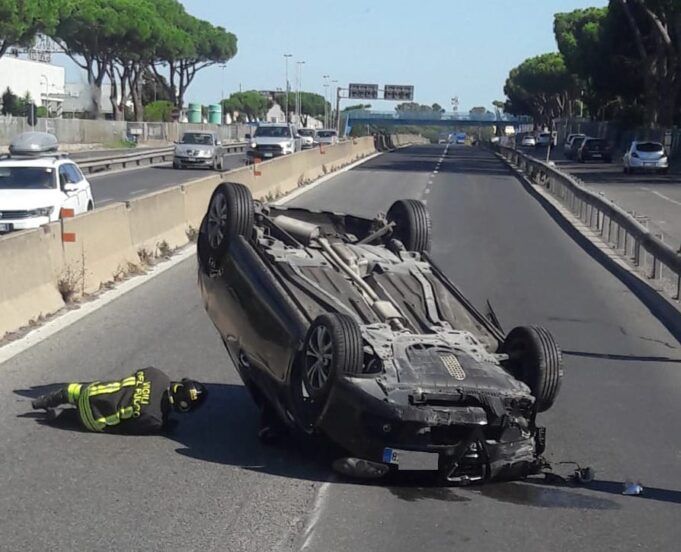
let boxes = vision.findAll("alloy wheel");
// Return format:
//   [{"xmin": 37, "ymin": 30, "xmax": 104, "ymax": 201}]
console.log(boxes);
[{"xmin": 304, "ymin": 325, "xmax": 333, "ymax": 393}]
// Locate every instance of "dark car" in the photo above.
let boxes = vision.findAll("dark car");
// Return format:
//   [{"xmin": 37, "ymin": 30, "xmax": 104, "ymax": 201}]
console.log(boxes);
[
  {"xmin": 577, "ymin": 138, "xmax": 612, "ymax": 163},
  {"xmin": 196, "ymin": 182, "xmax": 564, "ymax": 484},
  {"xmin": 565, "ymin": 135, "xmax": 587, "ymax": 160}
]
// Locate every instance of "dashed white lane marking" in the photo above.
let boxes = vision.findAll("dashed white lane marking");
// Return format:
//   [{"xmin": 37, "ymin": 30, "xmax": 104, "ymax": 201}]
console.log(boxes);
[
  {"xmin": 425, "ymin": 188, "xmax": 431, "ymax": 194},
  {"xmin": 640, "ymin": 187, "xmax": 681, "ymax": 208},
  {"xmin": 433, "ymin": 170, "xmax": 439, "ymax": 174}
]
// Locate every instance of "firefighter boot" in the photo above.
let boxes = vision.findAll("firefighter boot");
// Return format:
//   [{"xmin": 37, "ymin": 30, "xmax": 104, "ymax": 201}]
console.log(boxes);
[{"xmin": 31, "ymin": 388, "xmax": 69, "ymax": 410}]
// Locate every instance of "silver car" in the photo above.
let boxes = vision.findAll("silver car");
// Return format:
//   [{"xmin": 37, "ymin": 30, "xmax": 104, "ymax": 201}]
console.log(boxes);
[
  {"xmin": 623, "ymin": 141, "xmax": 669, "ymax": 174},
  {"xmin": 173, "ymin": 132, "xmax": 224, "ymax": 170},
  {"xmin": 316, "ymin": 129, "xmax": 338, "ymax": 146},
  {"xmin": 297, "ymin": 128, "xmax": 317, "ymax": 149}
]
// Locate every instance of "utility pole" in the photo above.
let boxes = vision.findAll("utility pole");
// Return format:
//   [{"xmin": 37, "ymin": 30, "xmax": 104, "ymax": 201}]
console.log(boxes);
[{"xmin": 284, "ymin": 54, "xmax": 292, "ymax": 123}]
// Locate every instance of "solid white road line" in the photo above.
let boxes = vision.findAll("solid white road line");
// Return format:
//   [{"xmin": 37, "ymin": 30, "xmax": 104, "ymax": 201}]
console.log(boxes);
[{"xmin": 0, "ymin": 247, "xmax": 196, "ymax": 365}]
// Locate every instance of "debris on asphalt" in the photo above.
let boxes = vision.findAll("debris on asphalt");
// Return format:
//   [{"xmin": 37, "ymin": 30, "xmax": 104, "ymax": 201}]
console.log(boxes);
[{"xmin": 622, "ymin": 481, "xmax": 644, "ymax": 496}]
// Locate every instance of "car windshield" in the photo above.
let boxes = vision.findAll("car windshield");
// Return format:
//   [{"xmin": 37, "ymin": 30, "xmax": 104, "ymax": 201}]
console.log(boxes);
[
  {"xmin": 298, "ymin": 129, "xmax": 315, "ymax": 137},
  {"xmin": 255, "ymin": 126, "xmax": 291, "ymax": 138},
  {"xmin": 181, "ymin": 133, "xmax": 214, "ymax": 145},
  {"xmin": 317, "ymin": 131, "xmax": 336, "ymax": 138},
  {"xmin": 0, "ymin": 166, "xmax": 55, "ymax": 190},
  {"xmin": 636, "ymin": 142, "xmax": 664, "ymax": 152}
]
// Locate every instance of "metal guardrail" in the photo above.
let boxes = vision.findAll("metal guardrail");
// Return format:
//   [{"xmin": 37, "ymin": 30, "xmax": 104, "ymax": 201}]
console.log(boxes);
[
  {"xmin": 497, "ymin": 145, "xmax": 681, "ymax": 301},
  {"xmin": 77, "ymin": 142, "xmax": 247, "ymax": 174}
]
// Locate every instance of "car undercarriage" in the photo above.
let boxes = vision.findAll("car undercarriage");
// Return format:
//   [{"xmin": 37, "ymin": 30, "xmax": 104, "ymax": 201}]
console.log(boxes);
[{"xmin": 197, "ymin": 182, "xmax": 564, "ymax": 483}]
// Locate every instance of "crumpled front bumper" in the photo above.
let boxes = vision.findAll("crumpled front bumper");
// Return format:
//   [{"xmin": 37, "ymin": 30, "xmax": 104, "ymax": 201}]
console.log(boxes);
[{"xmin": 318, "ymin": 377, "xmax": 543, "ymax": 483}]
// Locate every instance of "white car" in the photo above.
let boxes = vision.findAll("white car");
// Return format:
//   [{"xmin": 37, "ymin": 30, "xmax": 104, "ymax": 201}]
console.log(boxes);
[
  {"xmin": 623, "ymin": 141, "xmax": 669, "ymax": 174},
  {"xmin": 246, "ymin": 123, "xmax": 300, "ymax": 162},
  {"xmin": 316, "ymin": 129, "xmax": 338, "ymax": 146},
  {"xmin": 535, "ymin": 132, "xmax": 551, "ymax": 147},
  {"xmin": 564, "ymin": 133, "xmax": 585, "ymax": 157},
  {"xmin": 520, "ymin": 135, "xmax": 536, "ymax": 147},
  {"xmin": 0, "ymin": 132, "xmax": 94, "ymax": 234},
  {"xmin": 297, "ymin": 128, "xmax": 316, "ymax": 149}
]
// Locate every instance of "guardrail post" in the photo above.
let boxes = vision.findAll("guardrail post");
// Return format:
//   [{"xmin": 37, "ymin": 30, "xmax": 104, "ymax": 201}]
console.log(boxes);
[
  {"xmin": 634, "ymin": 239, "xmax": 641, "ymax": 266},
  {"xmin": 624, "ymin": 231, "xmax": 629, "ymax": 256},
  {"xmin": 615, "ymin": 223, "xmax": 621, "ymax": 250},
  {"xmin": 675, "ymin": 273, "xmax": 681, "ymax": 301}
]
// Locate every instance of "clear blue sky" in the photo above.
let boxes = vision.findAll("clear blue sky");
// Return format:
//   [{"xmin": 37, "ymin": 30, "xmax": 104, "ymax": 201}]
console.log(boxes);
[{"xmin": 62, "ymin": 0, "xmax": 608, "ymax": 111}]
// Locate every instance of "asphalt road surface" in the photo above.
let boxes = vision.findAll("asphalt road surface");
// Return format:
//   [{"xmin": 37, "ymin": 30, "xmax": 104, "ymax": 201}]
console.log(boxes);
[
  {"xmin": 2, "ymin": 144, "xmax": 680, "ymax": 551},
  {"xmin": 90, "ymin": 152, "xmax": 246, "ymax": 206},
  {"xmin": 525, "ymin": 145, "xmax": 681, "ymax": 248}
]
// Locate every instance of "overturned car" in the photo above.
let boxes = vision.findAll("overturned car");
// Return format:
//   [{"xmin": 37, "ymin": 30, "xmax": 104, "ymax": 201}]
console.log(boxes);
[{"xmin": 197, "ymin": 182, "xmax": 563, "ymax": 483}]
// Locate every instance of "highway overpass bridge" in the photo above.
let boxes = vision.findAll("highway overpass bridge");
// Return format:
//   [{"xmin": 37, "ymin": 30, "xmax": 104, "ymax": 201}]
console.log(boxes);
[{"xmin": 344, "ymin": 109, "xmax": 532, "ymax": 130}]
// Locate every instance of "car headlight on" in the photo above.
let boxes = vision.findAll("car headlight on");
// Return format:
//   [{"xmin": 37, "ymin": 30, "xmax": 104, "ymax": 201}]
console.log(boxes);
[
  {"xmin": 250, "ymin": 141, "xmax": 257, "ymax": 148},
  {"xmin": 28, "ymin": 206, "xmax": 55, "ymax": 218},
  {"xmin": 200, "ymin": 149, "xmax": 212, "ymax": 157}
]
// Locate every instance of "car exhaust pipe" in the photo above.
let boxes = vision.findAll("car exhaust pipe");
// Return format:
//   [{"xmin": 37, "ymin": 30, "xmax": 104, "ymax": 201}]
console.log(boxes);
[{"xmin": 273, "ymin": 215, "xmax": 320, "ymax": 245}]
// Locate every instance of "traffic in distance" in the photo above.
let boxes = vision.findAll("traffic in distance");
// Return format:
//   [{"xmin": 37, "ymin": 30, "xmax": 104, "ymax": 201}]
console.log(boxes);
[{"xmin": 517, "ymin": 129, "xmax": 669, "ymax": 173}]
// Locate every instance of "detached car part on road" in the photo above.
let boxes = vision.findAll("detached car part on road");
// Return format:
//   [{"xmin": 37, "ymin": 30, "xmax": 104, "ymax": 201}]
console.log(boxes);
[{"xmin": 197, "ymin": 183, "xmax": 564, "ymax": 484}]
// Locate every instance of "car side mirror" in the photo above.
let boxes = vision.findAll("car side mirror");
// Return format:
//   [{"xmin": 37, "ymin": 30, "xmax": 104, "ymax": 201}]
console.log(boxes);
[{"xmin": 63, "ymin": 183, "xmax": 78, "ymax": 193}]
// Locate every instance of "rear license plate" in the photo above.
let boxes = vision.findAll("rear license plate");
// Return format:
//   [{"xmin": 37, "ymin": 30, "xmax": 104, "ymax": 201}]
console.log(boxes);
[
  {"xmin": 264, "ymin": 152, "xmax": 273, "ymax": 158},
  {"xmin": 592, "ymin": 153, "xmax": 602, "ymax": 158},
  {"xmin": 0, "ymin": 223, "xmax": 12, "ymax": 232},
  {"xmin": 383, "ymin": 448, "xmax": 439, "ymax": 471}
]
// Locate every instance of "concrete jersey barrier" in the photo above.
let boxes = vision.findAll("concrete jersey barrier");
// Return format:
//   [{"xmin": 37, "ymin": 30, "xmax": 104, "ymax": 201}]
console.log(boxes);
[{"xmin": 0, "ymin": 134, "xmax": 425, "ymax": 339}]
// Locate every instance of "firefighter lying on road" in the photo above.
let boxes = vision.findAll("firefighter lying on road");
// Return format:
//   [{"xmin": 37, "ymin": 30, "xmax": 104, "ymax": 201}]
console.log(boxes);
[{"xmin": 31, "ymin": 366, "xmax": 207, "ymax": 434}]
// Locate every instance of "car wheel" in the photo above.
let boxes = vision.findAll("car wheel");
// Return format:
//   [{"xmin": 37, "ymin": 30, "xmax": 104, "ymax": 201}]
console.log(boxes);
[
  {"xmin": 173, "ymin": 160, "xmax": 181, "ymax": 169},
  {"xmin": 302, "ymin": 313, "xmax": 363, "ymax": 402},
  {"xmin": 501, "ymin": 326, "xmax": 563, "ymax": 413},
  {"xmin": 87, "ymin": 201, "xmax": 94, "ymax": 211},
  {"xmin": 386, "ymin": 199, "xmax": 432, "ymax": 253},
  {"xmin": 198, "ymin": 182, "xmax": 255, "ymax": 267},
  {"xmin": 623, "ymin": 166, "xmax": 629, "ymax": 174}
]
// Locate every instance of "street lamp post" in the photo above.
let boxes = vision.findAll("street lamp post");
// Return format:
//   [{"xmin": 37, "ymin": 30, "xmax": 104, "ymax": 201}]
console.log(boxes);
[
  {"xmin": 296, "ymin": 61, "xmax": 305, "ymax": 123},
  {"xmin": 331, "ymin": 80, "xmax": 338, "ymax": 129},
  {"xmin": 284, "ymin": 54, "xmax": 292, "ymax": 122},
  {"xmin": 323, "ymin": 74, "xmax": 330, "ymax": 127}
]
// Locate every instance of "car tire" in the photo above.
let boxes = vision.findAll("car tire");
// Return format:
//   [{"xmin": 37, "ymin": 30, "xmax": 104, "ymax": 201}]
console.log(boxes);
[
  {"xmin": 623, "ymin": 166, "xmax": 629, "ymax": 174},
  {"xmin": 198, "ymin": 182, "xmax": 255, "ymax": 267},
  {"xmin": 386, "ymin": 199, "xmax": 432, "ymax": 253},
  {"xmin": 301, "ymin": 313, "xmax": 363, "ymax": 402},
  {"xmin": 173, "ymin": 160, "xmax": 181, "ymax": 169},
  {"xmin": 501, "ymin": 326, "xmax": 563, "ymax": 413},
  {"xmin": 87, "ymin": 201, "xmax": 94, "ymax": 211}
]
